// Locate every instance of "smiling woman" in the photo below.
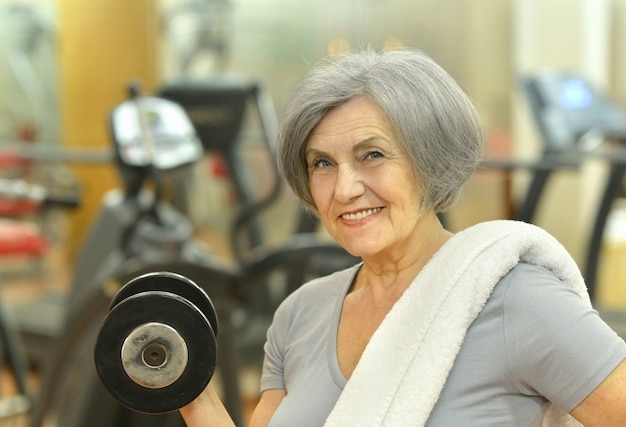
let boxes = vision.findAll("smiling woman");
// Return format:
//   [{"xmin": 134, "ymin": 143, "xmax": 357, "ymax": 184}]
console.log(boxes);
[
  {"xmin": 304, "ymin": 96, "xmax": 427, "ymax": 259},
  {"xmin": 278, "ymin": 49, "xmax": 484, "ymax": 216},
  {"xmin": 180, "ymin": 48, "xmax": 626, "ymax": 427}
]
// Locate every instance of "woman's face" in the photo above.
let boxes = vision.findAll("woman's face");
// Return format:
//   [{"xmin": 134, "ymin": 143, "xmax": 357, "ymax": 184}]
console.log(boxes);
[{"xmin": 305, "ymin": 96, "xmax": 425, "ymax": 259}]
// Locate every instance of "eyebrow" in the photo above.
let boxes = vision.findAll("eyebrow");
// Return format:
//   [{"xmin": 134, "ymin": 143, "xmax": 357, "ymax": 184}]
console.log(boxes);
[{"xmin": 305, "ymin": 135, "xmax": 389, "ymax": 158}]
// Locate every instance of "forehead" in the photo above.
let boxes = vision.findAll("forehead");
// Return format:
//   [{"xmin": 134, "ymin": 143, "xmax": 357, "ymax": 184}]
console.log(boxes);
[{"xmin": 308, "ymin": 96, "xmax": 394, "ymax": 144}]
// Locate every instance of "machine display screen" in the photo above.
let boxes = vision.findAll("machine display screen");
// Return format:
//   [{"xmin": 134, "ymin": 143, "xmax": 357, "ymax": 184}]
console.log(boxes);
[
  {"xmin": 558, "ymin": 78, "xmax": 593, "ymax": 110},
  {"xmin": 524, "ymin": 71, "xmax": 626, "ymax": 149}
]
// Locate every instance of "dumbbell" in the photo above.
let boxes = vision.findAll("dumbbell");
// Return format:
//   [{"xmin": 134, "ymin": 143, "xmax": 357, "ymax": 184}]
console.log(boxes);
[{"xmin": 94, "ymin": 271, "xmax": 218, "ymax": 414}]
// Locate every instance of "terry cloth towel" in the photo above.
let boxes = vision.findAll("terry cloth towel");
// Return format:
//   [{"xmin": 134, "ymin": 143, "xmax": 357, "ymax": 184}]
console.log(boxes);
[{"xmin": 324, "ymin": 220, "xmax": 586, "ymax": 427}]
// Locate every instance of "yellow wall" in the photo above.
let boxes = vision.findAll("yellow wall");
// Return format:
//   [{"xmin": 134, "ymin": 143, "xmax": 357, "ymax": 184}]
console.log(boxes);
[{"xmin": 57, "ymin": 0, "xmax": 159, "ymax": 260}]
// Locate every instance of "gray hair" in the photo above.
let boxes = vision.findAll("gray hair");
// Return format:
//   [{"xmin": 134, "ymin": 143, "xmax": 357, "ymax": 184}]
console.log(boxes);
[{"xmin": 276, "ymin": 48, "xmax": 484, "ymax": 214}]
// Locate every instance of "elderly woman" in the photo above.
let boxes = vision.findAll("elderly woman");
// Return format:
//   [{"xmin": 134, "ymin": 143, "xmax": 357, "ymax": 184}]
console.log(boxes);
[{"xmin": 182, "ymin": 49, "xmax": 626, "ymax": 426}]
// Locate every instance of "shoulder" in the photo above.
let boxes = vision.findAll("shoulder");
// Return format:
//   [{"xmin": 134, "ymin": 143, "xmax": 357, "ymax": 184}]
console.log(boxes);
[
  {"xmin": 493, "ymin": 262, "xmax": 585, "ymax": 312},
  {"xmin": 287, "ymin": 263, "xmax": 360, "ymax": 302},
  {"xmin": 489, "ymin": 262, "xmax": 595, "ymax": 345},
  {"xmin": 273, "ymin": 263, "xmax": 361, "ymax": 321},
  {"xmin": 491, "ymin": 263, "xmax": 626, "ymax": 410}
]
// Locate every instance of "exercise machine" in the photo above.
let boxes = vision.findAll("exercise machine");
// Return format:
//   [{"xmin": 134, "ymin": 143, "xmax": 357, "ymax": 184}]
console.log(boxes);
[
  {"xmin": 29, "ymin": 82, "xmax": 358, "ymax": 427},
  {"xmin": 28, "ymin": 83, "xmax": 236, "ymax": 427},
  {"xmin": 511, "ymin": 70, "xmax": 626, "ymax": 301},
  {"xmin": 0, "ymin": 175, "xmax": 79, "ymax": 424}
]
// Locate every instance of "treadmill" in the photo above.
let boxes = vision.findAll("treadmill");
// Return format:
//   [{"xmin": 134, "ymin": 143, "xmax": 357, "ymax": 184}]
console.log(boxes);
[{"xmin": 517, "ymin": 70, "xmax": 626, "ymax": 302}]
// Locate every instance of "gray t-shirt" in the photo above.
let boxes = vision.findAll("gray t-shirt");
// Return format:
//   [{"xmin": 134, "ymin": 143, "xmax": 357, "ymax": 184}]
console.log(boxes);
[{"xmin": 261, "ymin": 262, "xmax": 626, "ymax": 426}]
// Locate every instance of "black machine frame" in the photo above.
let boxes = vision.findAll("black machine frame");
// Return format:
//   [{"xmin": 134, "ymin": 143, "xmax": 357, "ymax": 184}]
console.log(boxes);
[{"xmin": 510, "ymin": 70, "xmax": 626, "ymax": 301}]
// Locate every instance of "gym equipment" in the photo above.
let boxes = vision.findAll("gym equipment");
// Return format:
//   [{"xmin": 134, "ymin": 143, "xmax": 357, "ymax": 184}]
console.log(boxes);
[
  {"xmin": 95, "ymin": 272, "xmax": 218, "ymax": 414},
  {"xmin": 158, "ymin": 75, "xmax": 284, "ymax": 253},
  {"xmin": 65, "ymin": 81, "xmax": 206, "ymax": 324},
  {"xmin": 9, "ymin": 82, "xmax": 206, "ymax": 367},
  {"xmin": 27, "ymin": 85, "xmax": 234, "ymax": 427},
  {"xmin": 523, "ymin": 72, "xmax": 626, "ymax": 151},
  {"xmin": 520, "ymin": 71, "xmax": 626, "ymax": 300},
  {"xmin": 31, "ymin": 260, "xmax": 236, "ymax": 427},
  {"xmin": 159, "ymin": 75, "xmax": 321, "ymax": 300},
  {"xmin": 0, "ymin": 176, "xmax": 79, "ymax": 261},
  {"xmin": 0, "ymin": 176, "xmax": 79, "ymax": 213},
  {"xmin": 0, "ymin": 178, "xmax": 76, "ymax": 425},
  {"xmin": 512, "ymin": 70, "xmax": 626, "ymax": 300},
  {"xmin": 0, "ymin": 176, "xmax": 79, "ymax": 363},
  {"xmin": 0, "ymin": 295, "xmax": 31, "ymax": 423},
  {"xmin": 30, "ymin": 79, "xmax": 358, "ymax": 427}
]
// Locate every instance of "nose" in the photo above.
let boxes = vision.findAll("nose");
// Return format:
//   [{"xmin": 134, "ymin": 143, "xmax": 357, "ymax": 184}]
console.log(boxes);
[{"xmin": 334, "ymin": 163, "xmax": 365, "ymax": 202}]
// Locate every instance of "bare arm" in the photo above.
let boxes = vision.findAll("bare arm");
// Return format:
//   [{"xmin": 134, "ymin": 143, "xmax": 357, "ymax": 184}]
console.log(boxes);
[
  {"xmin": 248, "ymin": 389, "xmax": 287, "ymax": 427},
  {"xmin": 180, "ymin": 383, "xmax": 236, "ymax": 427},
  {"xmin": 569, "ymin": 357, "xmax": 626, "ymax": 426},
  {"xmin": 180, "ymin": 386, "xmax": 286, "ymax": 427}
]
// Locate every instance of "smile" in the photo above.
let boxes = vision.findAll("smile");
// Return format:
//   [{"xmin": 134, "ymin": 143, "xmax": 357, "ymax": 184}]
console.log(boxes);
[{"xmin": 341, "ymin": 208, "xmax": 382, "ymax": 221}]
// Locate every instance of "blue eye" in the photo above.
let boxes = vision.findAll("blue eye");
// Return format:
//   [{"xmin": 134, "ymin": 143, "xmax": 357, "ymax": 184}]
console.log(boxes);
[
  {"xmin": 365, "ymin": 151, "xmax": 384, "ymax": 160},
  {"xmin": 312, "ymin": 158, "xmax": 332, "ymax": 169}
]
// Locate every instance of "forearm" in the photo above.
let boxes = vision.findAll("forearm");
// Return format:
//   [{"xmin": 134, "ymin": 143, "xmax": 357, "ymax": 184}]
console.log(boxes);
[{"xmin": 180, "ymin": 383, "xmax": 236, "ymax": 427}]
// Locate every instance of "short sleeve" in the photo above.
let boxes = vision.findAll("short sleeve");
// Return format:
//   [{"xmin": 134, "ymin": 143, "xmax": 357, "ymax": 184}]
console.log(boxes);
[
  {"xmin": 502, "ymin": 264, "xmax": 626, "ymax": 412},
  {"xmin": 260, "ymin": 293, "xmax": 292, "ymax": 392}
]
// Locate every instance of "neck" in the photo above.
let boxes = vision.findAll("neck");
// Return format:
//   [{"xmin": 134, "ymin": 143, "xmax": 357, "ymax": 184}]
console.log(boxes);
[{"xmin": 354, "ymin": 212, "xmax": 452, "ymax": 297}]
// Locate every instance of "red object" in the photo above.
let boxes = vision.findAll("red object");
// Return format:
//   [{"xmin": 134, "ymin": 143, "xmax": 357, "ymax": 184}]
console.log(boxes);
[
  {"xmin": 0, "ymin": 199, "xmax": 39, "ymax": 216},
  {"xmin": 0, "ymin": 152, "xmax": 29, "ymax": 169},
  {"xmin": 0, "ymin": 152, "xmax": 33, "ymax": 177},
  {"xmin": 0, "ymin": 219, "xmax": 47, "ymax": 257},
  {"xmin": 208, "ymin": 153, "xmax": 230, "ymax": 179}
]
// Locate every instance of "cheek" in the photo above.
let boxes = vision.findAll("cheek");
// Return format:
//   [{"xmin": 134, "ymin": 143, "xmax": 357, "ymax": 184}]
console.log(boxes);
[
  {"xmin": 385, "ymin": 171, "xmax": 423, "ymax": 209},
  {"xmin": 309, "ymin": 177, "xmax": 329, "ymax": 209}
]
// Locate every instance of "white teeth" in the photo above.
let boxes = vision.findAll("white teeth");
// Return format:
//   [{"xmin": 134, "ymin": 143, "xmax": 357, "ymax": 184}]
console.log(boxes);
[{"xmin": 341, "ymin": 208, "xmax": 381, "ymax": 220}]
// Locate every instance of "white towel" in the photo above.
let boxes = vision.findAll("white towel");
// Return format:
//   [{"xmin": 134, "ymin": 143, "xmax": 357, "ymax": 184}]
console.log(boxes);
[{"xmin": 324, "ymin": 220, "xmax": 586, "ymax": 427}]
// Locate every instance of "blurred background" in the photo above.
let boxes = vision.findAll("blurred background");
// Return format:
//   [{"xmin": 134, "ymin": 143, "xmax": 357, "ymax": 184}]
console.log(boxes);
[
  {"xmin": 1, "ymin": 0, "xmax": 626, "ymax": 425},
  {"xmin": 0, "ymin": 0, "xmax": 624, "ymax": 259}
]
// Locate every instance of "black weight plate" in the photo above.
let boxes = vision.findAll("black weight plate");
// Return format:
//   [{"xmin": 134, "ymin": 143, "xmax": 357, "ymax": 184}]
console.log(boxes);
[
  {"xmin": 110, "ymin": 271, "xmax": 218, "ymax": 338},
  {"xmin": 95, "ymin": 291, "xmax": 217, "ymax": 414}
]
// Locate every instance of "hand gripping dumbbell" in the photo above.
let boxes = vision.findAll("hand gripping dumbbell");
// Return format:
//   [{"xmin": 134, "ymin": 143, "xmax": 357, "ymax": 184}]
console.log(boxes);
[{"xmin": 94, "ymin": 271, "xmax": 218, "ymax": 414}]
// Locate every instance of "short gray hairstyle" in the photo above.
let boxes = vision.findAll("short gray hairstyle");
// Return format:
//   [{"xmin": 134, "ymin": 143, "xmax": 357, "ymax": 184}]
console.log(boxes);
[{"xmin": 276, "ymin": 48, "xmax": 484, "ymax": 214}]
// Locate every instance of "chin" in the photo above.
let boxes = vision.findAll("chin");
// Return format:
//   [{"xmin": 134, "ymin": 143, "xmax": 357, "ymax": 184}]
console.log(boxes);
[{"xmin": 342, "ymin": 243, "xmax": 384, "ymax": 259}]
